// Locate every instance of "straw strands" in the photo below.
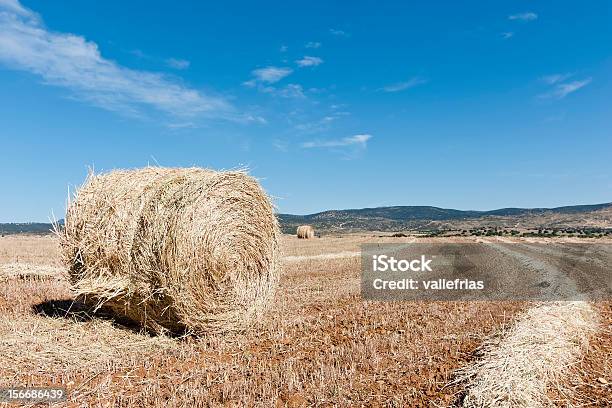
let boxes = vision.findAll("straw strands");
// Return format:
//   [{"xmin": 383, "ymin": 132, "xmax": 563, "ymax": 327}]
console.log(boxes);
[{"xmin": 58, "ymin": 167, "xmax": 280, "ymax": 335}]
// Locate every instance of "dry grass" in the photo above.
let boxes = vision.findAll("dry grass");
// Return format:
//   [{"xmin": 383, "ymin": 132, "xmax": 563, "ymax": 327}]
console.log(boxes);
[
  {"xmin": 552, "ymin": 302, "xmax": 611, "ymax": 406},
  {"xmin": 457, "ymin": 301, "xmax": 600, "ymax": 407},
  {"xmin": 0, "ymin": 262, "xmax": 64, "ymax": 281},
  {"xmin": 0, "ymin": 234, "xmax": 531, "ymax": 407},
  {"xmin": 58, "ymin": 167, "xmax": 280, "ymax": 335},
  {"xmin": 282, "ymin": 251, "xmax": 360, "ymax": 262},
  {"xmin": 0, "ymin": 234, "xmax": 60, "ymax": 265}
]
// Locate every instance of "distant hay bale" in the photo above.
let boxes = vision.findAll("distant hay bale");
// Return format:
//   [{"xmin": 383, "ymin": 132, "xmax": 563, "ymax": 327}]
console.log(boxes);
[
  {"xmin": 58, "ymin": 167, "xmax": 280, "ymax": 335},
  {"xmin": 296, "ymin": 225, "xmax": 315, "ymax": 239}
]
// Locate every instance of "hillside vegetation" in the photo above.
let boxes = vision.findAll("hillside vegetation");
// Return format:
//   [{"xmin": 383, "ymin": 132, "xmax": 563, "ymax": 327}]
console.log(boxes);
[
  {"xmin": 3, "ymin": 202, "xmax": 611, "ymax": 235},
  {"xmin": 278, "ymin": 203, "xmax": 612, "ymax": 234}
]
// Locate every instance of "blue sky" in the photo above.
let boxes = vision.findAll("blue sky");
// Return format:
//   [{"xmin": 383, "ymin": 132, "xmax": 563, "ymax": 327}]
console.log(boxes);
[{"xmin": 0, "ymin": 0, "xmax": 611, "ymax": 222}]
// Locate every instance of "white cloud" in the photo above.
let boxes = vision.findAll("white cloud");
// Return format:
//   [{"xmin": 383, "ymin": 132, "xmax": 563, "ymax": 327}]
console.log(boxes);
[
  {"xmin": 0, "ymin": 0, "xmax": 33, "ymax": 17},
  {"xmin": 242, "ymin": 79, "xmax": 257, "ymax": 88},
  {"xmin": 131, "ymin": 50, "xmax": 190, "ymax": 71},
  {"xmin": 302, "ymin": 134, "xmax": 372, "ymax": 149},
  {"xmin": 508, "ymin": 12, "xmax": 538, "ymax": 22},
  {"xmin": 329, "ymin": 28, "xmax": 348, "ymax": 37},
  {"xmin": 272, "ymin": 139, "xmax": 289, "ymax": 152},
  {"xmin": 305, "ymin": 41, "xmax": 321, "ymax": 49},
  {"xmin": 129, "ymin": 49, "xmax": 148, "ymax": 59},
  {"xmin": 247, "ymin": 115, "xmax": 267, "ymax": 124},
  {"xmin": 0, "ymin": 1, "xmax": 232, "ymax": 119},
  {"xmin": 539, "ymin": 78, "xmax": 592, "ymax": 99},
  {"xmin": 381, "ymin": 77, "xmax": 427, "ymax": 92},
  {"xmin": 262, "ymin": 83, "xmax": 305, "ymax": 99},
  {"xmin": 250, "ymin": 66, "xmax": 292, "ymax": 83},
  {"xmin": 294, "ymin": 114, "xmax": 339, "ymax": 134},
  {"xmin": 165, "ymin": 58, "xmax": 190, "ymax": 70},
  {"xmin": 296, "ymin": 56, "xmax": 323, "ymax": 67},
  {"xmin": 541, "ymin": 73, "xmax": 573, "ymax": 85},
  {"xmin": 279, "ymin": 45, "xmax": 288, "ymax": 52},
  {"xmin": 501, "ymin": 32, "xmax": 514, "ymax": 39},
  {"xmin": 244, "ymin": 66, "xmax": 301, "ymax": 98},
  {"xmin": 166, "ymin": 121, "xmax": 197, "ymax": 129}
]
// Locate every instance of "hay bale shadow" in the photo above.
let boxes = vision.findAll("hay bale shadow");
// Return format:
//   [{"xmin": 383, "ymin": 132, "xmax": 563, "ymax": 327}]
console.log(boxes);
[{"xmin": 32, "ymin": 299, "xmax": 174, "ymax": 337}]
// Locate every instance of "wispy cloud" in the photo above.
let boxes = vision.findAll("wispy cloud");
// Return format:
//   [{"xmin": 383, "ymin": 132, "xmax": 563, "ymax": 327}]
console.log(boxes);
[
  {"xmin": 381, "ymin": 77, "xmax": 427, "ymax": 92},
  {"xmin": 296, "ymin": 56, "xmax": 323, "ymax": 67},
  {"xmin": 540, "ymin": 73, "xmax": 573, "ymax": 85},
  {"xmin": 302, "ymin": 134, "xmax": 372, "ymax": 149},
  {"xmin": 165, "ymin": 58, "xmax": 190, "ymax": 70},
  {"xmin": 305, "ymin": 41, "xmax": 321, "ymax": 49},
  {"xmin": 166, "ymin": 121, "xmax": 197, "ymax": 130},
  {"xmin": 508, "ymin": 12, "xmax": 538, "ymax": 22},
  {"xmin": 272, "ymin": 139, "xmax": 289, "ymax": 152},
  {"xmin": 539, "ymin": 78, "xmax": 592, "ymax": 99},
  {"xmin": 501, "ymin": 32, "xmax": 514, "ymax": 39},
  {"xmin": 0, "ymin": 0, "xmax": 33, "ymax": 17},
  {"xmin": 129, "ymin": 49, "xmax": 149, "ymax": 59},
  {"xmin": 244, "ymin": 65, "xmax": 302, "ymax": 98},
  {"xmin": 294, "ymin": 114, "xmax": 340, "ymax": 134},
  {"xmin": 131, "ymin": 50, "xmax": 191, "ymax": 71},
  {"xmin": 279, "ymin": 45, "xmax": 288, "ymax": 52},
  {"xmin": 261, "ymin": 83, "xmax": 306, "ymax": 99},
  {"xmin": 0, "ymin": 1, "xmax": 232, "ymax": 120},
  {"xmin": 329, "ymin": 28, "xmax": 348, "ymax": 37},
  {"xmin": 247, "ymin": 66, "xmax": 293, "ymax": 84}
]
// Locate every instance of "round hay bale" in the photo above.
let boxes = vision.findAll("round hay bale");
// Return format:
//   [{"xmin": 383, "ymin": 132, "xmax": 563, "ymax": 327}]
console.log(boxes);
[
  {"xmin": 59, "ymin": 167, "xmax": 280, "ymax": 335},
  {"xmin": 296, "ymin": 225, "xmax": 315, "ymax": 239}
]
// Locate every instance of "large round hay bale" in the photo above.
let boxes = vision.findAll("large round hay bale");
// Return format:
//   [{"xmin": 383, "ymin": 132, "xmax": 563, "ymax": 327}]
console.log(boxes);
[
  {"xmin": 59, "ymin": 167, "xmax": 280, "ymax": 335},
  {"xmin": 296, "ymin": 225, "xmax": 315, "ymax": 239}
]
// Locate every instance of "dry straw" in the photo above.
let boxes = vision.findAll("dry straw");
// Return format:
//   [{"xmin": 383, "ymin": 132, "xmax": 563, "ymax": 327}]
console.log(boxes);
[
  {"xmin": 58, "ymin": 167, "xmax": 280, "ymax": 335},
  {"xmin": 296, "ymin": 225, "xmax": 315, "ymax": 239},
  {"xmin": 0, "ymin": 263, "xmax": 64, "ymax": 281},
  {"xmin": 457, "ymin": 301, "xmax": 598, "ymax": 407}
]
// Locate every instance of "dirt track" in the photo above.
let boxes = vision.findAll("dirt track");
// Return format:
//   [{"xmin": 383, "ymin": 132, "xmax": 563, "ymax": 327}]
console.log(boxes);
[
  {"xmin": 363, "ymin": 238, "xmax": 611, "ymax": 301},
  {"xmin": 480, "ymin": 239, "xmax": 611, "ymax": 300}
]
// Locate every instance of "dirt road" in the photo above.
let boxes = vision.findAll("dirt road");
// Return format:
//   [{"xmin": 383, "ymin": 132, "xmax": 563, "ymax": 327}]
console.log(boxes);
[{"xmin": 362, "ymin": 238, "xmax": 611, "ymax": 301}]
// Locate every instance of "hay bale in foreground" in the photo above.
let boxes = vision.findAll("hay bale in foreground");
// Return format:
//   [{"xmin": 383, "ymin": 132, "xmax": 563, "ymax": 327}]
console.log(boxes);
[
  {"xmin": 58, "ymin": 167, "xmax": 280, "ymax": 335},
  {"xmin": 296, "ymin": 225, "xmax": 315, "ymax": 239}
]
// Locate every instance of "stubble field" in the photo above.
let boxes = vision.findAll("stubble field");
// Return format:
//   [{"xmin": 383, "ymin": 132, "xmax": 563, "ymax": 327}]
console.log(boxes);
[{"xmin": 0, "ymin": 234, "xmax": 609, "ymax": 407}]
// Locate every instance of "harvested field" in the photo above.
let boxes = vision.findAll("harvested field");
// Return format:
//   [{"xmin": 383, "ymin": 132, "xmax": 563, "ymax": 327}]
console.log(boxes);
[
  {"xmin": 0, "ymin": 234, "xmax": 609, "ymax": 406},
  {"xmin": 0, "ymin": 262, "xmax": 64, "ymax": 281},
  {"xmin": 0, "ymin": 234, "xmax": 60, "ymax": 265}
]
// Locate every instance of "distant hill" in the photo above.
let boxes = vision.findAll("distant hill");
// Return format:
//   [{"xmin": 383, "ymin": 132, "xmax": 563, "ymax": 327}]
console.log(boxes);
[
  {"xmin": 0, "ymin": 223, "xmax": 55, "ymax": 235},
  {"xmin": 2, "ymin": 203, "xmax": 611, "ymax": 235},
  {"xmin": 278, "ymin": 203, "xmax": 612, "ymax": 234}
]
